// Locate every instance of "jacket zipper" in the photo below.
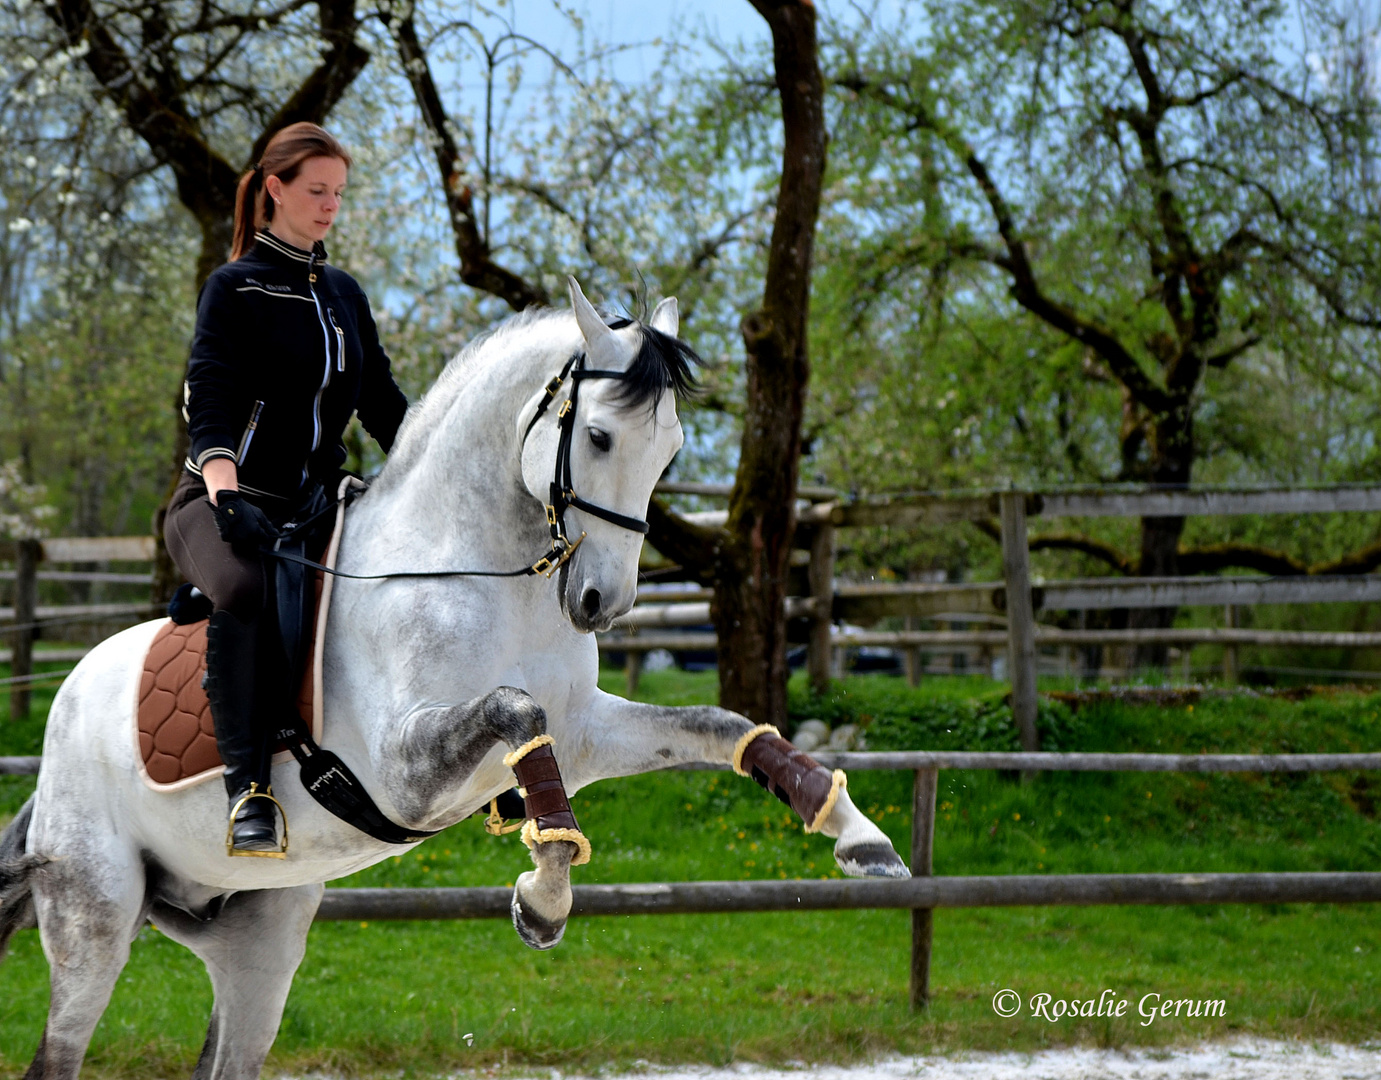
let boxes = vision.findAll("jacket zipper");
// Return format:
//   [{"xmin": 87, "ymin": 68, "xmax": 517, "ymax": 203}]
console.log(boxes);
[
  {"xmin": 328, "ymin": 308, "xmax": 346, "ymax": 372},
  {"xmin": 307, "ymin": 250, "xmax": 333, "ymax": 453},
  {"xmin": 236, "ymin": 400, "xmax": 265, "ymax": 466}
]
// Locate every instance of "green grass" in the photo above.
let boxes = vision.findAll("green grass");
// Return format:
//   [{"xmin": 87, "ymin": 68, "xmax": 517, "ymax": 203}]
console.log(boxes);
[{"xmin": 2, "ymin": 666, "xmax": 1381, "ymax": 1074}]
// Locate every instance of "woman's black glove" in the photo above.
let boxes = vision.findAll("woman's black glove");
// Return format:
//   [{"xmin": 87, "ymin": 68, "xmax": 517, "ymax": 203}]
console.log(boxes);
[{"xmin": 209, "ymin": 491, "xmax": 279, "ymax": 554}]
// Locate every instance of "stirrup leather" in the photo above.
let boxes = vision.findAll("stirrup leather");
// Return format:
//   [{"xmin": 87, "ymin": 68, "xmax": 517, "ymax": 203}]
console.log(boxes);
[{"xmin": 226, "ymin": 782, "xmax": 289, "ymax": 859}]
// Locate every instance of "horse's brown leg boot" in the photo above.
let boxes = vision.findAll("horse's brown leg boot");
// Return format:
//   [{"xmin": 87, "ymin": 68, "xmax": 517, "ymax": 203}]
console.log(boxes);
[
  {"xmin": 734, "ymin": 725, "xmax": 847, "ymax": 834},
  {"xmin": 503, "ymin": 736, "xmax": 591, "ymax": 865}
]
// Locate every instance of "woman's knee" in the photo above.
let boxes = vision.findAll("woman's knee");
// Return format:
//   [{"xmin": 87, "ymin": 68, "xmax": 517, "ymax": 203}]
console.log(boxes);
[{"xmin": 216, "ymin": 573, "xmax": 267, "ymax": 622}]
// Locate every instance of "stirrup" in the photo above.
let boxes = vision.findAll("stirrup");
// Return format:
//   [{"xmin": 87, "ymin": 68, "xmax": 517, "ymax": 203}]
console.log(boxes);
[
  {"xmin": 226, "ymin": 782, "xmax": 289, "ymax": 859},
  {"xmin": 484, "ymin": 797, "xmax": 524, "ymax": 836}
]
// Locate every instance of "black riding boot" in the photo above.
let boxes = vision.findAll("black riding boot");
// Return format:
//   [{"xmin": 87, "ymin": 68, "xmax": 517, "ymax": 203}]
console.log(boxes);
[{"xmin": 205, "ymin": 610, "xmax": 281, "ymax": 855}]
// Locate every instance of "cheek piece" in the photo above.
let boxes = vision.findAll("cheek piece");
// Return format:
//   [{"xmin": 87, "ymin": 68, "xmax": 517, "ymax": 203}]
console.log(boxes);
[{"xmin": 522, "ymin": 351, "xmax": 654, "ymax": 577}]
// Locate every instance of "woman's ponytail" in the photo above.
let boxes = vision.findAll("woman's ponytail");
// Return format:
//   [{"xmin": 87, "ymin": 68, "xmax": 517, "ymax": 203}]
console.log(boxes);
[{"xmin": 229, "ymin": 163, "xmax": 264, "ymax": 262}]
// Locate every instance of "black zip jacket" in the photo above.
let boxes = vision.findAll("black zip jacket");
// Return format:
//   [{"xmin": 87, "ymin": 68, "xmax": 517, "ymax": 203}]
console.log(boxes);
[{"xmin": 183, "ymin": 229, "xmax": 409, "ymax": 502}]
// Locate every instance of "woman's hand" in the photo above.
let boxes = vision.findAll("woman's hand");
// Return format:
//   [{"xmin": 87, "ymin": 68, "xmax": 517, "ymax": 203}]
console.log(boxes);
[{"xmin": 209, "ymin": 491, "xmax": 279, "ymax": 554}]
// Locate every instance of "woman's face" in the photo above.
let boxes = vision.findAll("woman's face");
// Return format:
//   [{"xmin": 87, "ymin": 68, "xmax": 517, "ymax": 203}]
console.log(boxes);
[{"xmin": 265, "ymin": 155, "xmax": 348, "ymax": 249}]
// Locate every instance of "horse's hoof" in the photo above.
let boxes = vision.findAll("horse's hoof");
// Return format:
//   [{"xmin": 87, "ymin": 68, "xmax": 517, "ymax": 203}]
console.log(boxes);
[
  {"xmin": 835, "ymin": 842, "xmax": 911, "ymax": 879},
  {"xmin": 510, "ymin": 885, "xmax": 567, "ymax": 951}
]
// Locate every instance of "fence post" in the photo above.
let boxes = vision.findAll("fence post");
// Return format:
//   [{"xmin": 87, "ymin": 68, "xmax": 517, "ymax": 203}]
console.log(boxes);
[
  {"xmin": 808, "ymin": 519, "xmax": 836, "ymax": 696},
  {"xmin": 625, "ymin": 647, "xmax": 643, "ymax": 698},
  {"xmin": 999, "ymin": 492, "xmax": 1040, "ymax": 752},
  {"xmin": 10, "ymin": 538, "xmax": 39, "ymax": 723},
  {"xmin": 910, "ymin": 766, "xmax": 938, "ymax": 1010},
  {"xmin": 1223, "ymin": 605, "xmax": 1239, "ymax": 686},
  {"xmin": 903, "ymin": 616, "xmax": 922, "ymax": 687}
]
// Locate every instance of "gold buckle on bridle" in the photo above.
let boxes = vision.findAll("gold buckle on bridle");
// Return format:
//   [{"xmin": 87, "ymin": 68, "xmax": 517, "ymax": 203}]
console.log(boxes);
[{"xmin": 529, "ymin": 531, "xmax": 586, "ymax": 578}]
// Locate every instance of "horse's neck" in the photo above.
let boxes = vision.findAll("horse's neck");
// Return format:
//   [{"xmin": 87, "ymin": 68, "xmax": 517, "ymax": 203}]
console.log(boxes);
[{"xmin": 343, "ymin": 341, "xmax": 556, "ymax": 570}]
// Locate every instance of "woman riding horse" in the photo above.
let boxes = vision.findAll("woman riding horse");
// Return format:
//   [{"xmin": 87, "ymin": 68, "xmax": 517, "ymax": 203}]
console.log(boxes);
[{"xmin": 164, "ymin": 122, "xmax": 409, "ymax": 855}]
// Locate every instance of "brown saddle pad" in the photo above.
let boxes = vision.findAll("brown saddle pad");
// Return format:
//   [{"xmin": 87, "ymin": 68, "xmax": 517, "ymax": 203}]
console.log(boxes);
[{"xmin": 138, "ymin": 581, "xmax": 319, "ymax": 789}]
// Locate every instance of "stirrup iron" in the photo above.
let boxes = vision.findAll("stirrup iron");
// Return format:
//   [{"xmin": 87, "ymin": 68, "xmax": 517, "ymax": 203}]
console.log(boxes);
[{"xmin": 226, "ymin": 782, "xmax": 290, "ymax": 859}]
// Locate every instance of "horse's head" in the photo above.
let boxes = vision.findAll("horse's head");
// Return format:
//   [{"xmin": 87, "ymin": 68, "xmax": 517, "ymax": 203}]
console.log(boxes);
[{"xmin": 518, "ymin": 278, "xmax": 697, "ymax": 632}]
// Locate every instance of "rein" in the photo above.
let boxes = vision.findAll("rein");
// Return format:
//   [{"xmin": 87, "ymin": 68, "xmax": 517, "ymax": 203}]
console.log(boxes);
[{"xmin": 269, "ymin": 350, "xmax": 652, "ymax": 582}]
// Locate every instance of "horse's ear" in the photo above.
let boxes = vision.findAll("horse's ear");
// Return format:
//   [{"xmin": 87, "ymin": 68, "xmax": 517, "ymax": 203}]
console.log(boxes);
[
  {"xmin": 568, "ymin": 276, "xmax": 618, "ymax": 365},
  {"xmin": 649, "ymin": 296, "xmax": 678, "ymax": 338}
]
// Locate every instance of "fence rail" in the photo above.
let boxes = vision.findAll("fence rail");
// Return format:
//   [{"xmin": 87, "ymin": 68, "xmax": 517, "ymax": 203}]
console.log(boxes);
[
  {"xmin": 316, "ymin": 872, "xmax": 1381, "ymax": 922},
  {"xmin": 785, "ymin": 483, "xmax": 1381, "ymax": 527},
  {"xmin": 600, "ymin": 627, "xmax": 1381, "ymax": 654}
]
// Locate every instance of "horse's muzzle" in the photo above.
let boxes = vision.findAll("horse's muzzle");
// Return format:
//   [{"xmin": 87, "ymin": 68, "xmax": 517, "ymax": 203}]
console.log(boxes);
[{"xmin": 564, "ymin": 577, "xmax": 627, "ymax": 633}]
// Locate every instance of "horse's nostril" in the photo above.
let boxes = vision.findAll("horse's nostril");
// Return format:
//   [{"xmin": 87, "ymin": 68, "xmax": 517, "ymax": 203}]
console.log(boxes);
[{"xmin": 581, "ymin": 589, "xmax": 602, "ymax": 620}]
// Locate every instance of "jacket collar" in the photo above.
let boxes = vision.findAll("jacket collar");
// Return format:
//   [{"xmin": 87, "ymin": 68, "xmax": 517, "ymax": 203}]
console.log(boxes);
[{"xmin": 253, "ymin": 229, "xmax": 328, "ymax": 267}]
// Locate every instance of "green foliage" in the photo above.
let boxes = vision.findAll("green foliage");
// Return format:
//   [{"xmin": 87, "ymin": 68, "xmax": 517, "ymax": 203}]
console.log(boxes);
[
  {"xmin": 794, "ymin": 0, "xmax": 1381, "ymax": 580},
  {"xmin": 789, "ymin": 674, "xmax": 1084, "ymax": 751}
]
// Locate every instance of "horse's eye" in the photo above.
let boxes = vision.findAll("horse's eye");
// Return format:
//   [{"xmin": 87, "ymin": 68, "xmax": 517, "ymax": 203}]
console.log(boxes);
[{"xmin": 589, "ymin": 428, "xmax": 611, "ymax": 452}]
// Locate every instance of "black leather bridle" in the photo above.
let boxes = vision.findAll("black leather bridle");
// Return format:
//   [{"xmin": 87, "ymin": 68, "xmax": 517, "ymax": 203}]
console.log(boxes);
[
  {"xmin": 271, "ymin": 350, "xmax": 654, "ymax": 582},
  {"xmin": 520, "ymin": 350, "xmax": 651, "ymax": 575}
]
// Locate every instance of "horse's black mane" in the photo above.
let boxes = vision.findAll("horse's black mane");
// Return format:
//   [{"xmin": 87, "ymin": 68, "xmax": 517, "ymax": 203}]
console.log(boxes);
[{"xmin": 603, "ymin": 316, "xmax": 701, "ymax": 408}]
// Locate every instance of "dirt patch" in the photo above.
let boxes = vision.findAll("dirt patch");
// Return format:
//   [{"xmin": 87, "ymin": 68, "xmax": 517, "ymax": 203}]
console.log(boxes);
[{"xmin": 561, "ymin": 1040, "xmax": 1381, "ymax": 1080}]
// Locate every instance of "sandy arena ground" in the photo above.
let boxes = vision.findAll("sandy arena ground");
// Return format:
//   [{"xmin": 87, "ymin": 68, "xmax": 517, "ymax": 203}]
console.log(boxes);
[{"xmin": 550, "ymin": 1041, "xmax": 1381, "ymax": 1080}]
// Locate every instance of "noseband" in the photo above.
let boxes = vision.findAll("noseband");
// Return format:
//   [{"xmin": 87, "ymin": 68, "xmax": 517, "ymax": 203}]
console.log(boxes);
[{"xmin": 521, "ymin": 351, "xmax": 652, "ymax": 576}]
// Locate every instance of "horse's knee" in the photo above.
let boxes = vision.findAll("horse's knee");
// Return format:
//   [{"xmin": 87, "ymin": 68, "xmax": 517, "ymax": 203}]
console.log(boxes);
[{"xmin": 484, "ymin": 686, "xmax": 546, "ymax": 745}]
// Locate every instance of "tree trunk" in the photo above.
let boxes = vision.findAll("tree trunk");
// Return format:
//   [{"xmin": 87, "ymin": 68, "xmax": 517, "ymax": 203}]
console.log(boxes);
[
  {"xmin": 712, "ymin": 0, "xmax": 826, "ymax": 725},
  {"xmin": 1131, "ymin": 399, "xmax": 1193, "ymax": 669}
]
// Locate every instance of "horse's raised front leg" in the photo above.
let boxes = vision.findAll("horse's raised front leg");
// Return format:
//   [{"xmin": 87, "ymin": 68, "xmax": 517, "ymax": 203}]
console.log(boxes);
[
  {"xmin": 384, "ymin": 687, "xmax": 588, "ymax": 951},
  {"xmin": 563, "ymin": 692, "xmax": 909, "ymax": 879},
  {"xmin": 151, "ymin": 884, "xmax": 322, "ymax": 1080}
]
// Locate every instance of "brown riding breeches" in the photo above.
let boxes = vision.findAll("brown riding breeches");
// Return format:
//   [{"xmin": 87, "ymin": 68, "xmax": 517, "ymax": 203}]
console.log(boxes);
[{"xmin": 163, "ymin": 472, "xmax": 271, "ymax": 622}]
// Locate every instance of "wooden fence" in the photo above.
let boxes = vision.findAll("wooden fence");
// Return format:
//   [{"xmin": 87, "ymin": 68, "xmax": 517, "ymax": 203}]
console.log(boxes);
[
  {"xmin": 0, "ymin": 536, "xmax": 158, "ymax": 721},
  {"xmin": 326, "ymin": 749, "xmax": 1381, "ymax": 1010},
  {"xmin": 4, "ymin": 486, "xmax": 1381, "ymax": 1010},
  {"xmin": 611, "ymin": 483, "xmax": 1381, "ymax": 733},
  {"xmin": 5, "ymin": 481, "xmax": 1381, "ymax": 718},
  {"xmin": 8, "ymin": 748, "xmax": 1377, "ymax": 1009}
]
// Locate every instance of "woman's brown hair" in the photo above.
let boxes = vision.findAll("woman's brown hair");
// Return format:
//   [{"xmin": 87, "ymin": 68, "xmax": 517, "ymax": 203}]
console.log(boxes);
[{"xmin": 229, "ymin": 122, "xmax": 354, "ymax": 261}]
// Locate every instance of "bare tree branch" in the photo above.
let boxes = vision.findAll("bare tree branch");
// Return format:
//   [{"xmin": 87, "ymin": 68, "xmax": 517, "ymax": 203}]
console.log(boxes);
[
  {"xmin": 384, "ymin": 2, "xmax": 548, "ymax": 311},
  {"xmin": 253, "ymin": 0, "xmax": 370, "ymax": 163},
  {"xmin": 645, "ymin": 500, "xmax": 721, "ymax": 584}
]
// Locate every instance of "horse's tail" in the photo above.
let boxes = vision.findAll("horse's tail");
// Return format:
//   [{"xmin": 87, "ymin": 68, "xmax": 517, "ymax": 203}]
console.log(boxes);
[{"xmin": 0, "ymin": 796, "xmax": 42, "ymax": 960}]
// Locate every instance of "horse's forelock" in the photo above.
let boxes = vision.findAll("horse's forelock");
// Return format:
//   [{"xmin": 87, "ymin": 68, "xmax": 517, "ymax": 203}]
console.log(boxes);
[{"xmin": 606, "ymin": 323, "xmax": 702, "ymax": 411}]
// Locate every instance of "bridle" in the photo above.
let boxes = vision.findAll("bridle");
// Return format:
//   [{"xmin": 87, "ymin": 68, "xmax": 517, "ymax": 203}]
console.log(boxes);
[
  {"xmin": 520, "ymin": 350, "xmax": 652, "ymax": 576},
  {"xmin": 271, "ymin": 350, "xmax": 655, "ymax": 582}
]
